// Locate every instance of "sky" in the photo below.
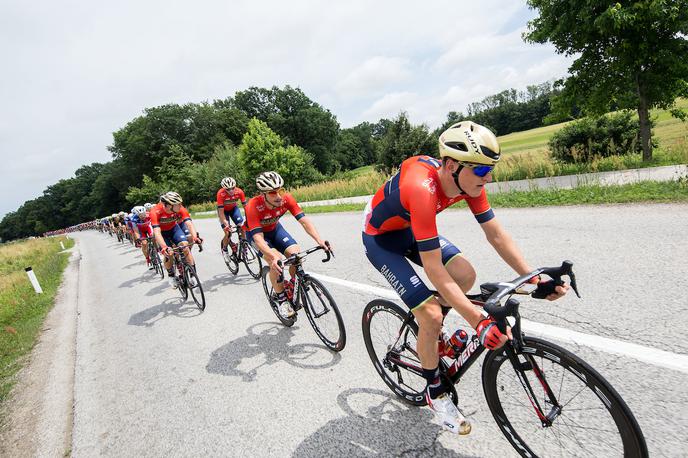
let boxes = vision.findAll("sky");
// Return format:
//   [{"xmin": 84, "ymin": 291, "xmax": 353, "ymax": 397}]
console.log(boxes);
[{"xmin": 0, "ymin": 0, "xmax": 573, "ymax": 219}]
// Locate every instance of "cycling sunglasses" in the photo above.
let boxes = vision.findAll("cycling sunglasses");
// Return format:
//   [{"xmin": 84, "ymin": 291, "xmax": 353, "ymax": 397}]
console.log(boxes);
[
  {"xmin": 461, "ymin": 163, "xmax": 494, "ymax": 177},
  {"xmin": 265, "ymin": 188, "xmax": 286, "ymax": 197}
]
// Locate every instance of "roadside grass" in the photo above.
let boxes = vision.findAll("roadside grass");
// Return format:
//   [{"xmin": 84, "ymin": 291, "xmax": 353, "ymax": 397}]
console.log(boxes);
[
  {"xmin": 0, "ymin": 236, "xmax": 74, "ymax": 415},
  {"xmin": 299, "ymin": 179, "xmax": 688, "ymax": 214}
]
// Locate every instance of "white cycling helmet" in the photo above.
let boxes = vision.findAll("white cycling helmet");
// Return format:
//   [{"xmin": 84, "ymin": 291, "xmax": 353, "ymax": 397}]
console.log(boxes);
[
  {"xmin": 439, "ymin": 121, "xmax": 501, "ymax": 166},
  {"xmin": 256, "ymin": 171, "xmax": 284, "ymax": 192},
  {"xmin": 133, "ymin": 205, "xmax": 146, "ymax": 215},
  {"xmin": 143, "ymin": 202, "xmax": 153, "ymax": 211},
  {"xmin": 160, "ymin": 191, "xmax": 183, "ymax": 205},
  {"xmin": 221, "ymin": 177, "xmax": 236, "ymax": 190}
]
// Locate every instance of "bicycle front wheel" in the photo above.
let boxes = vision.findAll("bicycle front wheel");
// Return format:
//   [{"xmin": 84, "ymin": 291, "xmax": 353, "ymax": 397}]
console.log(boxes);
[
  {"xmin": 185, "ymin": 265, "xmax": 205, "ymax": 311},
  {"xmin": 260, "ymin": 266, "xmax": 295, "ymax": 327},
  {"xmin": 361, "ymin": 299, "xmax": 426, "ymax": 406},
  {"xmin": 482, "ymin": 336, "xmax": 647, "ymax": 458},
  {"xmin": 301, "ymin": 276, "xmax": 346, "ymax": 351},
  {"xmin": 241, "ymin": 240, "xmax": 262, "ymax": 279}
]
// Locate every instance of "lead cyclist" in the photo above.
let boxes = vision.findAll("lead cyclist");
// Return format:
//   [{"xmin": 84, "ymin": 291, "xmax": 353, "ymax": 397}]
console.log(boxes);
[{"xmin": 362, "ymin": 121, "xmax": 569, "ymax": 434}]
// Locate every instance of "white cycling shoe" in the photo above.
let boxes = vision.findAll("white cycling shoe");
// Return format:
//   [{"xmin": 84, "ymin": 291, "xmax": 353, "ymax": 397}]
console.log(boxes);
[
  {"xmin": 426, "ymin": 392, "xmax": 472, "ymax": 435},
  {"xmin": 278, "ymin": 300, "xmax": 296, "ymax": 318}
]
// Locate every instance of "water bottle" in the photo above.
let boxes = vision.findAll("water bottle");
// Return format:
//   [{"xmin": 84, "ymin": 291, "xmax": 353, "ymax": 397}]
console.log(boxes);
[{"xmin": 439, "ymin": 329, "xmax": 468, "ymax": 358}]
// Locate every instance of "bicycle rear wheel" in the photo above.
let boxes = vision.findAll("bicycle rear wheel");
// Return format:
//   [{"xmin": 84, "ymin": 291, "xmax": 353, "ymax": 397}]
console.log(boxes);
[
  {"xmin": 300, "ymin": 276, "xmax": 346, "ymax": 351},
  {"xmin": 482, "ymin": 336, "xmax": 647, "ymax": 458},
  {"xmin": 176, "ymin": 262, "xmax": 188, "ymax": 301},
  {"xmin": 151, "ymin": 248, "xmax": 164, "ymax": 279},
  {"xmin": 361, "ymin": 299, "xmax": 426, "ymax": 406},
  {"xmin": 185, "ymin": 265, "xmax": 205, "ymax": 311},
  {"xmin": 241, "ymin": 240, "xmax": 262, "ymax": 279},
  {"xmin": 260, "ymin": 266, "xmax": 295, "ymax": 327}
]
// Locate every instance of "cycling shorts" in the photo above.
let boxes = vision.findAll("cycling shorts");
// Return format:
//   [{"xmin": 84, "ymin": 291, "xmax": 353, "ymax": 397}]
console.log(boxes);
[
  {"xmin": 252, "ymin": 222, "xmax": 297, "ymax": 256},
  {"xmin": 362, "ymin": 228, "xmax": 462, "ymax": 310},
  {"xmin": 221, "ymin": 207, "xmax": 245, "ymax": 228},
  {"xmin": 161, "ymin": 223, "xmax": 188, "ymax": 248}
]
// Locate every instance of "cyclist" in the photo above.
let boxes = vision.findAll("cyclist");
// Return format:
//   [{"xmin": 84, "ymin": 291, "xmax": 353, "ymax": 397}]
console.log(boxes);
[
  {"xmin": 131, "ymin": 205, "xmax": 154, "ymax": 267},
  {"xmin": 244, "ymin": 171, "xmax": 331, "ymax": 318},
  {"xmin": 216, "ymin": 177, "xmax": 247, "ymax": 256},
  {"xmin": 362, "ymin": 121, "xmax": 569, "ymax": 434},
  {"xmin": 150, "ymin": 192, "xmax": 203, "ymax": 287}
]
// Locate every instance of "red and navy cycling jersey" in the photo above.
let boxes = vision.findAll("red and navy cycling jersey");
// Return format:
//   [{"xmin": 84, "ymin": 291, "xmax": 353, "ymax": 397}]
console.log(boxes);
[
  {"xmin": 149, "ymin": 203, "xmax": 192, "ymax": 231},
  {"xmin": 244, "ymin": 193, "xmax": 305, "ymax": 237},
  {"xmin": 216, "ymin": 187, "xmax": 247, "ymax": 211},
  {"xmin": 363, "ymin": 155, "xmax": 494, "ymax": 251},
  {"xmin": 131, "ymin": 212, "xmax": 151, "ymax": 229}
]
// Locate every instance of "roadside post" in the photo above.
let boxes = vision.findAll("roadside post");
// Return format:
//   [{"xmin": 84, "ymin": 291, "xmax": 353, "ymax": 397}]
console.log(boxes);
[{"xmin": 25, "ymin": 267, "xmax": 43, "ymax": 294}]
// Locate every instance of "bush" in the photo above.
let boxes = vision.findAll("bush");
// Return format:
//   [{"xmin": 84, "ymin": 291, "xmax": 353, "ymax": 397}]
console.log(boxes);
[{"xmin": 549, "ymin": 111, "xmax": 655, "ymax": 163}]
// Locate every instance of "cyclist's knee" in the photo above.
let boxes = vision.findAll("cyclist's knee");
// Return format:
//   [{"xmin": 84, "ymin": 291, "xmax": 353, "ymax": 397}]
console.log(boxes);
[
  {"xmin": 447, "ymin": 256, "xmax": 476, "ymax": 292},
  {"xmin": 413, "ymin": 300, "xmax": 443, "ymax": 333}
]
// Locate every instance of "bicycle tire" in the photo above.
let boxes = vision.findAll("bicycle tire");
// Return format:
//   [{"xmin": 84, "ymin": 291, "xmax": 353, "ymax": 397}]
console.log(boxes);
[
  {"xmin": 223, "ymin": 246, "xmax": 240, "ymax": 275},
  {"xmin": 362, "ymin": 299, "xmax": 426, "ymax": 406},
  {"xmin": 185, "ymin": 265, "xmax": 205, "ymax": 311},
  {"xmin": 301, "ymin": 276, "xmax": 346, "ymax": 351},
  {"xmin": 152, "ymin": 249, "xmax": 164, "ymax": 279},
  {"xmin": 241, "ymin": 240, "xmax": 262, "ymax": 280},
  {"xmin": 260, "ymin": 266, "xmax": 295, "ymax": 327},
  {"xmin": 482, "ymin": 336, "xmax": 648, "ymax": 458},
  {"xmin": 176, "ymin": 261, "xmax": 188, "ymax": 301}
]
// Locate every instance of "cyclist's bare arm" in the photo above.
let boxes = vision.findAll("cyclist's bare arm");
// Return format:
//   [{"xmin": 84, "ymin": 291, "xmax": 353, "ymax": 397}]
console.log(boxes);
[
  {"xmin": 480, "ymin": 218, "xmax": 532, "ymax": 275},
  {"xmin": 184, "ymin": 220, "xmax": 199, "ymax": 241},
  {"xmin": 153, "ymin": 227, "xmax": 167, "ymax": 250},
  {"xmin": 481, "ymin": 218, "xmax": 569, "ymax": 300},
  {"xmin": 216, "ymin": 208, "xmax": 229, "ymax": 228},
  {"xmin": 418, "ymin": 249, "xmax": 484, "ymax": 328},
  {"xmin": 298, "ymin": 216, "xmax": 327, "ymax": 249}
]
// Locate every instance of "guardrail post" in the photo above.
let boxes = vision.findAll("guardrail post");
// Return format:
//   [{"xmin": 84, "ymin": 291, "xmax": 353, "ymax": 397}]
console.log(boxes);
[{"xmin": 25, "ymin": 267, "xmax": 43, "ymax": 294}]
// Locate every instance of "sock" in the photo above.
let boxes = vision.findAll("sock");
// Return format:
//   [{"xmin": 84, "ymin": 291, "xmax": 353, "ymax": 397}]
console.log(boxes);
[{"xmin": 423, "ymin": 367, "xmax": 445, "ymax": 399}]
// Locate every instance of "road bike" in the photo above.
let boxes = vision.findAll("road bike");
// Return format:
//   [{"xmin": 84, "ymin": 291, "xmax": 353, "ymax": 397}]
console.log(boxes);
[
  {"xmin": 260, "ymin": 244, "xmax": 346, "ymax": 352},
  {"xmin": 361, "ymin": 261, "xmax": 647, "ymax": 457},
  {"xmin": 222, "ymin": 225, "xmax": 262, "ymax": 279},
  {"xmin": 168, "ymin": 240, "xmax": 205, "ymax": 311},
  {"xmin": 142, "ymin": 235, "xmax": 164, "ymax": 279}
]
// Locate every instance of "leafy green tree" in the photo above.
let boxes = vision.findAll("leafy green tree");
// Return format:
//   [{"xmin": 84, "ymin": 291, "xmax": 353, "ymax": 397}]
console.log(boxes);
[
  {"xmin": 238, "ymin": 118, "xmax": 321, "ymax": 194},
  {"xmin": 377, "ymin": 112, "xmax": 435, "ymax": 172},
  {"xmin": 525, "ymin": 0, "xmax": 688, "ymax": 160}
]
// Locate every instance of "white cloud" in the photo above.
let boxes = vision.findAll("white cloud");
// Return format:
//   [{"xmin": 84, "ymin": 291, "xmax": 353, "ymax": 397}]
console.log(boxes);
[
  {"xmin": 361, "ymin": 92, "xmax": 419, "ymax": 121},
  {"xmin": 336, "ymin": 56, "xmax": 412, "ymax": 98}
]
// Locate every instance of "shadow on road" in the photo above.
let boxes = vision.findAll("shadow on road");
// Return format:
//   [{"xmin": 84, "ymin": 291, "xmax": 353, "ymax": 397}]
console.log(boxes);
[
  {"xmin": 206, "ymin": 322, "xmax": 341, "ymax": 382},
  {"xmin": 293, "ymin": 388, "xmax": 477, "ymax": 458},
  {"xmin": 202, "ymin": 273, "xmax": 258, "ymax": 293},
  {"xmin": 128, "ymin": 297, "xmax": 202, "ymax": 327},
  {"xmin": 119, "ymin": 271, "xmax": 162, "ymax": 289},
  {"xmin": 145, "ymin": 282, "xmax": 170, "ymax": 297}
]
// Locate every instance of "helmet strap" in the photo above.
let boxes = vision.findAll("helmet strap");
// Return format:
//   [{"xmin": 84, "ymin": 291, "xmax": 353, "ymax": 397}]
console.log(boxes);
[{"xmin": 452, "ymin": 165, "xmax": 467, "ymax": 195}]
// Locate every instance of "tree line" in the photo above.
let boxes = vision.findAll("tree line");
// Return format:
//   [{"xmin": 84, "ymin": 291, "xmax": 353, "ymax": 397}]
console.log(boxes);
[{"xmin": 0, "ymin": 83, "xmax": 561, "ymax": 241}]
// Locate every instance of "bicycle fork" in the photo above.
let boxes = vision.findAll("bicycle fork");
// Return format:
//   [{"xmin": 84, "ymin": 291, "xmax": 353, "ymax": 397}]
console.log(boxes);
[{"xmin": 504, "ymin": 345, "xmax": 562, "ymax": 427}]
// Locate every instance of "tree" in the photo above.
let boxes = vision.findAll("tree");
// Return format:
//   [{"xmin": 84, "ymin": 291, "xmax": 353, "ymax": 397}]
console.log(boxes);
[
  {"xmin": 238, "ymin": 118, "xmax": 321, "ymax": 194},
  {"xmin": 524, "ymin": 0, "xmax": 688, "ymax": 160},
  {"xmin": 377, "ymin": 113, "xmax": 435, "ymax": 172}
]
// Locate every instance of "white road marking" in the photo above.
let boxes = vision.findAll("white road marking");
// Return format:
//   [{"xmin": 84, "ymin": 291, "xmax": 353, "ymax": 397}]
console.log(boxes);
[{"xmin": 312, "ymin": 273, "xmax": 688, "ymax": 375}]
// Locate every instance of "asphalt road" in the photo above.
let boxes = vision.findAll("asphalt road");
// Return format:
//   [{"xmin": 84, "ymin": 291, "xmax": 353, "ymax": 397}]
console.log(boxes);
[{"xmin": 69, "ymin": 203, "xmax": 688, "ymax": 457}]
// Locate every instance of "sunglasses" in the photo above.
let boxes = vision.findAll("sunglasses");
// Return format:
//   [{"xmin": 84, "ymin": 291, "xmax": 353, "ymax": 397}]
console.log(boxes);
[
  {"xmin": 461, "ymin": 163, "xmax": 494, "ymax": 177},
  {"xmin": 265, "ymin": 188, "xmax": 286, "ymax": 197}
]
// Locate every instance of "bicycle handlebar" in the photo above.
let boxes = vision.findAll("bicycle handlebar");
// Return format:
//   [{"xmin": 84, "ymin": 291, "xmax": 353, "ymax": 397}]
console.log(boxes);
[
  {"xmin": 276, "ymin": 242, "xmax": 333, "ymax": 282},
  {"xmin": 482, "ymin": 260, "xmax": 581, "ymax": 321}
]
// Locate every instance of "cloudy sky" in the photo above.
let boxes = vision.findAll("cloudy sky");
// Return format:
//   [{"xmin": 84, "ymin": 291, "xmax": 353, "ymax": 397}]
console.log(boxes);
[{"xmin": 0, "ymin": 0, "xmax": 572, "ymax": 219}]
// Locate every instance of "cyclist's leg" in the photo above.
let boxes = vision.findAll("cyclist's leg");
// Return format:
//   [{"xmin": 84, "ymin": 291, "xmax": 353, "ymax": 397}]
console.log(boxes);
[
  {"xmin": 160, "ymin": 230, "xmax": 176, "ymax": 272},
  {"xmin": 408, "ymin": 236, "xmax": 476, "ymax": 293},
  {"xmin": 271, "ymin": 223, "xmax": 299, "ymax": 279},
  {"xmin": 220, "ymin": 210, "xmax": 232, "ymax": 251},
  {"xmin": 363, "ymin": 230, "xmax": 447, "ymax": 396},
  {"xmin": 169, "ymin": 224, "xmax": 194, "ymax": 265}
]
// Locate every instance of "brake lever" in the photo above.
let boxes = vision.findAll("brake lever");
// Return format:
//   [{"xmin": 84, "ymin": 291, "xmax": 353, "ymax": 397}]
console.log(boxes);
[{"xmin": 322, "ymin": 241, "xmax": 333, "ymax": 262}]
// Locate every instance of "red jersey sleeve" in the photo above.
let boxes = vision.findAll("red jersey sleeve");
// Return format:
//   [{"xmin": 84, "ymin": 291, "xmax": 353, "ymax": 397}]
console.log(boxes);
[
  {"xmin": 466, "ymin": 189, "xmax": 495, "ymax": 224},
  {"xmin": 404, "ymin": 183, "xmax": 441, "ymax": 251},
  {"xmin": 238, "ymin": 188, "xmax": 246, "ymax": 206},
  {"xmin": 284, "ymin": 194, "xmax": 305, "ymax": 220},
  {"xmin": 179, "ymin": 206, "xmax": 191, "ymax": 222},
  {"xmin": 149, "ymin": 208, "xmax": 160, "ymax": 227},
  {"xmin": 245, "ymin": 198, "xmax": 263, "ymax": 234},
  {"xmin": 216, "ymin": 189, "xmax": 225, "ymax": 208}
]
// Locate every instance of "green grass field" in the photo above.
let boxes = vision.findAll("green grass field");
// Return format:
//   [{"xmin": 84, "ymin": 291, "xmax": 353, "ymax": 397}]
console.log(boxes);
[{"xmin": 0, "ymin": 236, "xmax": 74, "ymax": 417}]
